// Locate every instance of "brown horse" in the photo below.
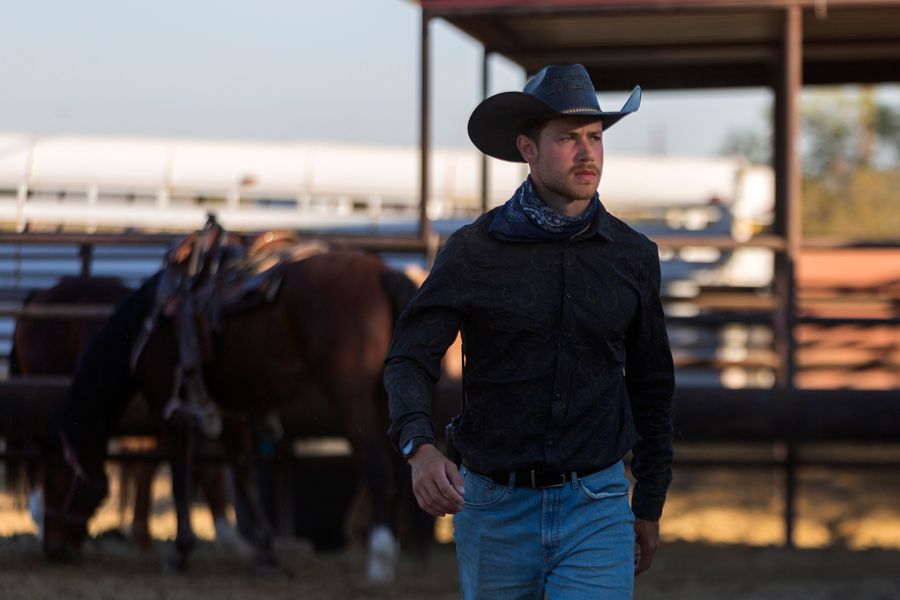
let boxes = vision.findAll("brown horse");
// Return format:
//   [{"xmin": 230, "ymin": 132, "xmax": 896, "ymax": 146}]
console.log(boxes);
[
  {"xmin": 7, "ymin": 276, "xmax": 133, "ymax": 534},
  {"xmin": 41, "ymin": 248, "xmax": 420, "ymax": 581},
  {"xmin": 10, "ymin": 276, "xmax": 244, "ymax": 553},
  {"xmin": 11, "ymin": 276, "xmax": 132, "ymax": 374}
]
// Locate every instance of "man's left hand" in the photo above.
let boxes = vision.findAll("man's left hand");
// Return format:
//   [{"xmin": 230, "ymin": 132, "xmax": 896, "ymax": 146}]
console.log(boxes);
[{"xmin": 633, "ymin": 517, "xmax": 659, "ymax": 576}]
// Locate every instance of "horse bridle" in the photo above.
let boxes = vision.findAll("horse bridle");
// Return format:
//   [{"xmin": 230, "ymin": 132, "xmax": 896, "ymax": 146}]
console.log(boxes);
[{"xmin": 43, "ymin": 432, "xmax": 106, "ymax": 526}]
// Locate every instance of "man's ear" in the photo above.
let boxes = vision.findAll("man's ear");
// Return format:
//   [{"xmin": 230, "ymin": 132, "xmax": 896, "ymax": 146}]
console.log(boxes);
[{"xmin": 516, "ymin": 134, "xmax": 537, "ymax": 163}]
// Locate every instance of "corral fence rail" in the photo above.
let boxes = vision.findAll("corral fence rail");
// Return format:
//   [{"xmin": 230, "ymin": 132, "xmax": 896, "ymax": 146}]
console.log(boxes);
[{"xmin": 0, "ymin": 231, "xmax": 898, "ymax": 547}]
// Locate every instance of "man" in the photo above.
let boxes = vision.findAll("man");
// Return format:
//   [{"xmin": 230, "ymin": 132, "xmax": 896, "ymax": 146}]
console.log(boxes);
[{"xmin": 385, "ymin": 64, "xmax": 674, "ymax": 598}]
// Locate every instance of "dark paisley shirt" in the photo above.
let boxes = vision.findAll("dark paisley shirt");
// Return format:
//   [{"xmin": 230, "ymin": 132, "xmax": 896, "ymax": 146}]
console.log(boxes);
[{"xmin": 384, "ymin": 192, "xmax": 675, "ymax": 520}]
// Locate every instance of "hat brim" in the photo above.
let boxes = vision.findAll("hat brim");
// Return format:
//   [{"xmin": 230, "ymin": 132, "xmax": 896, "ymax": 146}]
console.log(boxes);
[{"xmin": 467, "ymin": 85, "xmax": 641, "ymax": 163}]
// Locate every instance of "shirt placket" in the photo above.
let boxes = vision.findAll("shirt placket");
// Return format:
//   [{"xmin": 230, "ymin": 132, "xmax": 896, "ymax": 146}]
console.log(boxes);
[{"xmin": 544, "ymin": 242, "xmax": 575, "ymax": 470}]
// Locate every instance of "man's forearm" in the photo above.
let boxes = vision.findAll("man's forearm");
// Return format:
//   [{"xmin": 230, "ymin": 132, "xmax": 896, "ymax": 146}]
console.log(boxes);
[{"xmin": 385, "ymin": 357, "xmax": 439, "ymax": 450}]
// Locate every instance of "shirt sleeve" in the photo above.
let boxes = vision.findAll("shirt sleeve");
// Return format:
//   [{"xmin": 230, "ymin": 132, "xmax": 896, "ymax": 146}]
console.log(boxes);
[
  {"xmin": 384, "ymin": 233, "xmax": 466, "ymax": 452},
  {"xmin": 625, "ymin": 241, "xmax": 676, "ymax": 521}
]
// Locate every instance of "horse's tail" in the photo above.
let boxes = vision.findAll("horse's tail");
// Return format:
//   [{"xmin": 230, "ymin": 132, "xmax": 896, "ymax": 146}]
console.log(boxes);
[
  {"xmin": 377, "ymin": 267, "xmax": 436, "ymax": 555},
  {"xmin": 5, "ymin": 290, "xmax": 38, "ymax": 501},
  {"xmin": 7, "ymin": 334, "xmax": 21, "ymax": 376},
  {"xmin": 378, "ymin": 268, "xmax": 419, "ymax": 327},
  {"xmin": 8, "ymin": 288, "xmax": 39, "ymax": 377},
  {"xmin": 5, "ymin": 331, "xmax": 24, "ymax": 497},
  {"xmin": 4, "ymin": 344, "xmax": 27, "ymax": 501}
]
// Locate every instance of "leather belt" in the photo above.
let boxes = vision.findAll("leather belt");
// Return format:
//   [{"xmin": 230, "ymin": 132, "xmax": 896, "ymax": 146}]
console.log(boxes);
[{"xmin": 484, "ymin": 467, "xmax": 599, "ymax": 489}]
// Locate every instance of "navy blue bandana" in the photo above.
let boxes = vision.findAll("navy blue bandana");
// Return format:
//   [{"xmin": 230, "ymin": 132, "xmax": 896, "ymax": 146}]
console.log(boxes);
[{"xmin": 488, "ymin": 178, "xmax": 599, "ymax": 241}]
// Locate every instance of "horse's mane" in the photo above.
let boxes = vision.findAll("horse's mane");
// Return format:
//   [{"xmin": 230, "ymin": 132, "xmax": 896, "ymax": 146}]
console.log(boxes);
[
  {"xmin": 61, "ymin": 273, "xmax": 162, "ymax": 457},
  {"xmin": 51, "ymin": 276, "xmax": 129, "ymax": 304},
  {"xmin": 8, "ymin": 289, "xmax": 39, "ymax": 376}
]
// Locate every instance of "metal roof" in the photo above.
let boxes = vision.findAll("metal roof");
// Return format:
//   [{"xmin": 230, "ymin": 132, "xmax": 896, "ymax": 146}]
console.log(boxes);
[{"xmin": 419, "ymin": 0, "xmax": 900, "ymax": 89}]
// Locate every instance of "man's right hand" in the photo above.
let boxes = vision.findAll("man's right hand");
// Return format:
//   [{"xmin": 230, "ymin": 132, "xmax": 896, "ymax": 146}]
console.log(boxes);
[{"xmin": 408, "ymin": 444, "xmax": 466, "ymax": 517}]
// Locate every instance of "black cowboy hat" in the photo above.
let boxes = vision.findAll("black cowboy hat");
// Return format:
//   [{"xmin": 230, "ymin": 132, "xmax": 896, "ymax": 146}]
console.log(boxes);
[{"xmin": 467, "ymin": 64, "xmax": 641, "ymax": 163}]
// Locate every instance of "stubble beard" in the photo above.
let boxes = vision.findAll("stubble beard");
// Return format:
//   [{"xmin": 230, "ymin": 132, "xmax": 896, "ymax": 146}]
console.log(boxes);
[{"xmin": 539, "ymin": 164, "xmax": 601, "ymax": 204}]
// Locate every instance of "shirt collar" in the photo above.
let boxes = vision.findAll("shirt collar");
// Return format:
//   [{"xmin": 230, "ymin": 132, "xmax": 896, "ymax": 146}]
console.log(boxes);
[
  {"xmin": 589, "ymin": 198, "xmax": 615, "ymax": 242},
  {"xmin": 565, "ymin": 193, "xmax": 615, "ymax": 242},
  {"xmin": 526, "ymin": 176, "xmax": 616, "ymax": 242},
  {"xmin": 487, "ymin": 178, "xmax": 616, "ymax": 243}
]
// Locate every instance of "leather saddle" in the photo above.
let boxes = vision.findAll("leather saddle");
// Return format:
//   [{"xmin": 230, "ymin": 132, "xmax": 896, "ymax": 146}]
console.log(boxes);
[{"xmin": 130, "ymin": 215, "xmax": 326, "ymax": 437}]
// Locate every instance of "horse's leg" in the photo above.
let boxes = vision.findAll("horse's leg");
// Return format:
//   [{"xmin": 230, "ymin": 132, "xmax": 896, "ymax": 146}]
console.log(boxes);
[
  {"xmin": 356, "ymin": 434, "xmax": 400, "ymax": 584},
  {"xmin": 165, "ymin": 426, "xmax": 197, "ymax": 571},
  {"xmin": 392, "ymin": 449, "xmax": 435, "ymax": 561},
  {"xmin": 199, "ymin": 460, "xmax": 253, "ymax": 557},
  {"xmin": 27, "ymin": 459, "xmax": 45, "ymax": 541},
  {"xmin": 220, "ymin": 418, "xmax": 276, "ymax": 571},
  {"xmin": 332, "ymin": 379, "xmax": 399, "ymax": 584},
  {"xmin": 130, "ymin": 460, "xmax": 158, "ymax": 551}
]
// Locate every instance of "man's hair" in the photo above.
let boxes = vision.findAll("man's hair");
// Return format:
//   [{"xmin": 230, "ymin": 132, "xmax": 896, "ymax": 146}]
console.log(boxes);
[{"xmin": 521, "ymin": 118, "xmax": 549, "ymax": 143}]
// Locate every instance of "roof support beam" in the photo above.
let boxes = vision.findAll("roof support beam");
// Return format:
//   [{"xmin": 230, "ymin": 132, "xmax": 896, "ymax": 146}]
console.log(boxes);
[
  {"xmin": 480, "ymin": 50, "xmax": 492, "ymax": 214},
  {"xmin": 772, "ymin": 3, "xmax": 803, "ymax": 549},
  {"xmin": 419, "ymin": 10, "xmax": 433, "ymax": 241},
  {"xmin": 773, "ymin": 3, "xmax": 803, "ymax": 393}
]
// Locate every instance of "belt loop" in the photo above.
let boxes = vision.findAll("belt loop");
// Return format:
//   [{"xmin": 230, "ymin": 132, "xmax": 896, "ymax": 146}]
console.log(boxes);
[
  {"xmin": 508, "ymin": 471, "xmax": 517, "ymax": 490},
  {"xmin": 569, "ymin": 471, "xmax": 579, "ymax": 490}
]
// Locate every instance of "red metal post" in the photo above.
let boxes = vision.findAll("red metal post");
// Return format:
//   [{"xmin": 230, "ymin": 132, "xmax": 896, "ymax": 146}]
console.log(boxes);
[
  {"xmin": 773, "ymin": 4, "xmax": 802, "ymax": 390},
  {"xmin": 773, "ymin": 3, "xmax": 803, "ymax": 549},
  {"xmin": 419, "ymin": 9, "xmax": 433, "ymax": 241},
  {"xmin": 480, "ymin": 49, "xmax": 491, "ymax": 214}
]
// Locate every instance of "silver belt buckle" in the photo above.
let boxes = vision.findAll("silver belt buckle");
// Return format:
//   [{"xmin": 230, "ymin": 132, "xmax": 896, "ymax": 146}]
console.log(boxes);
[{"xmin": 530, "ymin": 470, "xmax": 566, "ymax": 488}]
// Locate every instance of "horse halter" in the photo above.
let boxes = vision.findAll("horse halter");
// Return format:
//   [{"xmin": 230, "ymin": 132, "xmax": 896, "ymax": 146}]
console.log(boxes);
[{"xmin": 44, "ymin": 432, "xmax": 107, "ymax": 526}]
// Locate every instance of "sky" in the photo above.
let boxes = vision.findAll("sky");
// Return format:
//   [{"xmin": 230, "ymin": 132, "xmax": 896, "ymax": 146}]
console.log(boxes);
[{"xmin": 0, "ymin": 0, "xmax": 782, "ymax": 157}]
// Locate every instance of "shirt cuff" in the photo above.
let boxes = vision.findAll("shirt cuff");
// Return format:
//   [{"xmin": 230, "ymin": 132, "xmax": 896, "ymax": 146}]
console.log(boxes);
[
  {"xmin": 401, "ymin": 436, "xmax": 432, "ymax": 458},
  {"xmin": 631, "ymin": 490, "xmax": 665, "ymax": 521},
  {"xmin": 397, "ymin": 429, "xmax": 435, "ymax": 455}
]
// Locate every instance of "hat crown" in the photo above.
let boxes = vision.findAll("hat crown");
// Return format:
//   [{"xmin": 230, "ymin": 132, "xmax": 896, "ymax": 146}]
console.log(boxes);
[
  {"xmin": 467, "ymin": 63, "xmax": 640, "ymax": 163},
  {"xmin": 524, "ymin": 64, "xmax": 602, "ymax": 114}
]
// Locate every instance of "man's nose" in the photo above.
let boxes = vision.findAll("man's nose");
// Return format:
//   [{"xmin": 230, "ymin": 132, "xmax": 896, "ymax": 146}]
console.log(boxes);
[{"xmin": 574, "ymin": 137, "xmax": 595, "ymax": 162}]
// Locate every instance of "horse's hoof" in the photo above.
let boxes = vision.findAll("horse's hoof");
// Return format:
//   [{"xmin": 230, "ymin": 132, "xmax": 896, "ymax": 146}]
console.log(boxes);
[
  {"xmin": 254, "ymin": 556, "xmax": 279, "ymax": 577},
  {"xmin": 132, "ymin": 535, "xmax": 154, "ymax": 553},
  {"xmin": 28, "ymin": 489, "xmax": 44, "ymax": 542},
  {"xmin": 44, "ymin": 542, "xmax": 79, "ymax": 563},
  {"xmin": 214, "ymin": 517, "xmax": 255, "ymax": 558},
  {"xmin": 366, "ymin": 525, "xmax": 398, "ymax": 585},
  {"xmin": 162, "ymin": 553, "xmax": 190, "ymax": 574}
]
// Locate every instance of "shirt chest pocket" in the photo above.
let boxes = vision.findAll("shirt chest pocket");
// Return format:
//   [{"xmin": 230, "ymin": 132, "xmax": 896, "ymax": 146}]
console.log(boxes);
[
  {"xmin": 471, "ymin": 263, "xmax": 559, "ymax": 332},
  {"xmin": 577, "ymin": 278, "xmax": 640, "ymax": 341},
  {"xmin": 480, "ymin": 300, "xmax": 552, "ymax": 339}
]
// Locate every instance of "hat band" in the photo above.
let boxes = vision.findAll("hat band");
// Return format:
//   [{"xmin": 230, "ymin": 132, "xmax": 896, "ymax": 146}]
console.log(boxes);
[{"xmin": 561, "ymin": 107, "xmax": 602, "ymax": 114}]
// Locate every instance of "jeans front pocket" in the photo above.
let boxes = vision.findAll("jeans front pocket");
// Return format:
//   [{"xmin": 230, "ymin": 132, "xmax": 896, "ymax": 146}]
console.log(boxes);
[
  {"xmin": 577, "ymin": 464, "xmax": 631, "ymax": 501},
  {"xmin": 461, "ymin": 467, "xmax": 508, "ymax": 509}
]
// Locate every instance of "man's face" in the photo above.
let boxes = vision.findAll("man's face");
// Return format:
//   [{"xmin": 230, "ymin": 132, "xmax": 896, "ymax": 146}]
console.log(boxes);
[{"xmin": 520, "ymin": 117, "xmax": 604, "ymax": 204}]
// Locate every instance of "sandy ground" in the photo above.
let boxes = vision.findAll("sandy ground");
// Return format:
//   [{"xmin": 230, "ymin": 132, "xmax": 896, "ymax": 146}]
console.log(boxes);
[
  {"xmin": 1, "ymin": 445, "xmax": 899, "ymax": 599},
  {"xmin": 0, "ymin": 533, "xmax": 898, "ymax": 599}
]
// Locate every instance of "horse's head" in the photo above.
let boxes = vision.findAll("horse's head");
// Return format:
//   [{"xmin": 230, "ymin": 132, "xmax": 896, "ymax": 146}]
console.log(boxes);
[{"xmin": 42, "ymin": 433, "xmax": 108, "ymax": 561}]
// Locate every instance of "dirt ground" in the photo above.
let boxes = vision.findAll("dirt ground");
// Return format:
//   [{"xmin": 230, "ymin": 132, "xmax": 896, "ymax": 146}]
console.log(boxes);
[
  {"xmin": 1, "ymin": 445, "xmax": 899, "ymax": 599},
  {"xmin": 0, "ymin": 533, "xmax": 898, "ymax": 599}
]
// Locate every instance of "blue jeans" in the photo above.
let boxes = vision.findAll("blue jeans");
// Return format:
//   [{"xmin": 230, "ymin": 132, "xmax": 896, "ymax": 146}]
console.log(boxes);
[{"xmin": 453, "ymin": 461, "xmax": 634, "ymax": 599}]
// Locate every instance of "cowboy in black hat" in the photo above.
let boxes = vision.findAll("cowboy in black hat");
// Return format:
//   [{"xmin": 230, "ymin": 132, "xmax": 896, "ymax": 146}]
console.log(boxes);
[{"xmin": 386, "ymin": 64, "xmax": 674, "ymax": 599}]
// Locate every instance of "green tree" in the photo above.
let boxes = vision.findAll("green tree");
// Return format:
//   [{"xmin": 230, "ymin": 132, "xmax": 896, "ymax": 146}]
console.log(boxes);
[
  {"xmin": 803, "ymin": 168, "xmax": 900, "ymax": 239},
  {"xmin": 721, "ymin": 87, "xmax": 900, "ymax": 240},
  {"xmin": 721, "ymin": 128, "xmax": 771, "ymax": 166}
]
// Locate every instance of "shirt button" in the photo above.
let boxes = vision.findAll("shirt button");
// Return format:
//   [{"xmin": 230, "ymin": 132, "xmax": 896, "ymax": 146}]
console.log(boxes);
[
  {"xmin": 547, "ymin": 440, "xmax": 554, "ymax": 447},
  {"xmin": 565, "ymin": 292, "xmax": 573, "ymax": 299}
]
